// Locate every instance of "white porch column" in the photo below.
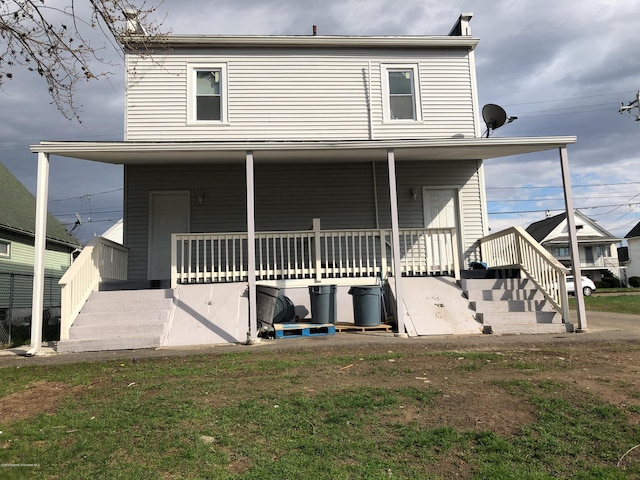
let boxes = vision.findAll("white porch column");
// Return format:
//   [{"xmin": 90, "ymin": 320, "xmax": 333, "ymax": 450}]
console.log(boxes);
[
  {"xmin": 27, "ymin": 152, "xmax": 50, "ymax": 356},
  {"xmin": 387, "ymin": 150, "xmax": 407, "ymax": 337},
  {"xmin": 559, "ymin": 146, "xmax": 588, "ymax": 332},
  {"xmin": 246, "ymin": 151, "xmax": 259, "ymax": 342}
]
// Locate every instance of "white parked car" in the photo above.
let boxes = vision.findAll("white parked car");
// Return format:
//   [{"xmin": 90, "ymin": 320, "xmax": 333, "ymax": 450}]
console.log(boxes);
[{"xmin": 566, "ymin": 276, "xmax": 596, "ymax": 296}]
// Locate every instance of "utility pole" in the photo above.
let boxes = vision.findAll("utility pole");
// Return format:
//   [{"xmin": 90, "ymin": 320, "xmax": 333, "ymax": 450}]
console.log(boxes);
[{"xmin": 619, "ymin": 91, "xmax": 640, "ymax": 121}]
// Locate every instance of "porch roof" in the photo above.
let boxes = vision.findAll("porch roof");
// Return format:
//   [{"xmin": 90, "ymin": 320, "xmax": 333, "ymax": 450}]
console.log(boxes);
[{"xmin": 31, "ymin": 136, "xmax": 577, "ymax": 164}]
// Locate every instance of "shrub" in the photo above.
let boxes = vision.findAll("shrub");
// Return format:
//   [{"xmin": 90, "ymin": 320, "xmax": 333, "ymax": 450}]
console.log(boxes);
[
  {"xmin": 630, "ymin": 276, "xmax": 640, "ymax": 288},
  {"xmin": 599, "ymin": 276, "xmax": 621, "ymax": 288}
]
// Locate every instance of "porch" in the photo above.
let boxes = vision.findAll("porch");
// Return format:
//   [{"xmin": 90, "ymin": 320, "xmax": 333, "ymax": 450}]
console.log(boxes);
[
  {"xmin": 29, "ymin": 136, "xmax": 584, "ymax": 354},
  {"xmin": 56, "ymin": 221, "xmax": 575, "ymax": 349}
]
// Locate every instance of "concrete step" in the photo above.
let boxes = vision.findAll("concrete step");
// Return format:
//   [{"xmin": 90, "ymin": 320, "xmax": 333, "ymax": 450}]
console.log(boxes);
[
  {"xmin": 73, "ymin": 310, "xmax": 170, "ymax": 327},
  {"xmin": 469, "ymin": 299, "xmax": 550, "ymax": 313},
  {"xmin": 484, "ymin": 322, "xmax": 570, "ymax": 335},
  {"xmin": 57, "ymin": 335, "xmax": 163, "ymax": 353},
  {"xmin": 68, "ymin": 322, "xmax": 167, "ymax": 340},
  {"xmin": 80, "ymin": 298, "xmax": 173, "ymax": 314},
  {"xmin": 61, "ymin": 289, "xmax": 173, "ymax": 353},
  {"xmin": 459, "ymin": 277, "xmax": 532, "ymax": 292},
  {"xmin": 480, "ymin": 311, "xmax": 561, "ymax": 325},
  {"xmin": 465, "ymin": 288, "xmax": 545, "ymax": 303}
]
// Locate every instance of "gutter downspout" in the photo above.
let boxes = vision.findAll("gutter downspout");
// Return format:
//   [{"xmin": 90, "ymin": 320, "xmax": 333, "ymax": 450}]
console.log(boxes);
[{"xmin": 27, "ymin": 152, "xmax": 50, "ymax": 356}]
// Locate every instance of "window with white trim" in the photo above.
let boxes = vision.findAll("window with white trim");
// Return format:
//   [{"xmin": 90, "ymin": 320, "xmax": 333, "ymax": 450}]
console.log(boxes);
[
  {"xmin": 383, "ymin": 65, "xmax": 421, "ymax": 121},
  {"xmin": 189, "ymin": 64, "xmax": 228, "ymax": 123},
  {"xmin": 0, "ymin": 240, "xmax": 10, "ymax": 257}
]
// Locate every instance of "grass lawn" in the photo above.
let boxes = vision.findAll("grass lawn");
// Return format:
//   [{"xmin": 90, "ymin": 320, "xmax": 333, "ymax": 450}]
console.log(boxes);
[
  {"xmin": 570, "ymin": 292, "xmax": 640, "ymax": 315},
  {"xmin": 1, "ymin": 343, "xmax": 640, "ymax": 479}
]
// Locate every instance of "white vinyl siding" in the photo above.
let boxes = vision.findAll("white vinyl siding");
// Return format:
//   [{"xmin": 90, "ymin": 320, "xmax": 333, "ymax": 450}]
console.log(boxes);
[
  {"xmin": 125, "ymin": 48, "xmax": 476, "ymax": 141},
  {"xmin": 124, "ymin": 160, "xmax": 484, "ymax": 279}
]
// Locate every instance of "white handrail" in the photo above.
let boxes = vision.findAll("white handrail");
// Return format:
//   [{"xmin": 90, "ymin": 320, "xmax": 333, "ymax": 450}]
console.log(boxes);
[
  {"xmin": 480, "ymin": 226, "xmax": 570, "ymax": 321},
  {"xmin": 171, "ymin": 226, "xmax": 458, "ymax": 287},
  {"xmin": 58, "ymin": 237, "xmax": 128, "ymax": 340}
]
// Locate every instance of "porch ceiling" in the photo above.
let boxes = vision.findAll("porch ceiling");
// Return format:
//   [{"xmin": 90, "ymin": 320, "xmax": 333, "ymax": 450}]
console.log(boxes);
[{"xmin": 31, "ymin": 136, "xmax": 577, "ymax": 164}]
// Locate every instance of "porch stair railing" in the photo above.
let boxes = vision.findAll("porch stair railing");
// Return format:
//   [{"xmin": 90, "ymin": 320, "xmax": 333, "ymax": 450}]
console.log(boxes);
[
  {"xmin": 480, "ymin": 226, "xmax": 570, "ymax": 321},
  {"xmin": 171, "ymin": 226, "xmax": 459, "ymax": 288},
  {"xmin": 58, "ymin": 237, "xmax": 128, "ymax": 340}
]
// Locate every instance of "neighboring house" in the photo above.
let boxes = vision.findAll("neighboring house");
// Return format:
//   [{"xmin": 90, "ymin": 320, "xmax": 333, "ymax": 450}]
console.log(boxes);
[
  {"xmin": 624, "ymin": 222, "xmax": 640, "ymax": 279},
  {"xmin": 526, "ymin": 210, "xmax": 624, "ymax": 284},
  {"xmin": 101, "ymin": 219, "xmax": 123, "ymax": 245},
  {"xmin": 0, "ymin": 161, "xmax": 79, "ymax": 334},
  {"xmin": 29, "ymin": 13, "xmax": 581, "ymax": 352}
]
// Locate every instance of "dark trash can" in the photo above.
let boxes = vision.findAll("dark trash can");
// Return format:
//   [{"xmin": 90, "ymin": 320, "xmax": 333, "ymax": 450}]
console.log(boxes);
[
  {"xmin": 256, "ymin": 285, "xmax": 280, "ymax": 327},
  {"xmin": 308, "ymin": 285, "xmax": 337, "ymax": 324},
  {"xmin": 348, "ymin": 285, "xmax": 382, "ymax": 327},
  {"xmin": 273, "ymin": 294, "xmax": 296, "ymax": 324}
]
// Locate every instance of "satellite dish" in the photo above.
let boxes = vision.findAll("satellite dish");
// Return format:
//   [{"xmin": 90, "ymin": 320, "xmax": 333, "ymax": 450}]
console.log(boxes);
[{"xmin": 482, "ymin": 104, "xmax": 508, "ymax": 137}]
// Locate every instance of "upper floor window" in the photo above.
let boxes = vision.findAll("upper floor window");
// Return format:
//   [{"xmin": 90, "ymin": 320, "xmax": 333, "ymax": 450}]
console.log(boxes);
[
  {"xmin": 383, "ymin": 65, "xmax": 422, "ymax": 122},
  {"xmin": 0, "ymin": 240, "xmax": 10, "ymax": 258},
  {"xmin": 189, "ymin": 64, "xmax": 228, "ymax": 123}
]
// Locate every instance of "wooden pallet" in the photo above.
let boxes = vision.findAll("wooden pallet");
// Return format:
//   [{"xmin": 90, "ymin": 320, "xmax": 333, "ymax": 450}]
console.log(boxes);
[
  {"xmin": 334, "ymin": 322, "xmax": 393, "ymax": 333},
  {"xmin": 274, "ymin": 323, "xmax": 336, "ymax": 339}
]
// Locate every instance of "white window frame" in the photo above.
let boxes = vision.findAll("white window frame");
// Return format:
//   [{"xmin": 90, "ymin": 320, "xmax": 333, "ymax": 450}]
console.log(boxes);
[
  {"xmin": 0, "ymin": 240, "xmax": 10, "ymax": 258},
  {"xmin": 382, "ymin": 64, "xmax": 422, "ymax": 122},
  {"xmin": 188, "ymin": 63, "xmax": 229, "ymax": 124}
]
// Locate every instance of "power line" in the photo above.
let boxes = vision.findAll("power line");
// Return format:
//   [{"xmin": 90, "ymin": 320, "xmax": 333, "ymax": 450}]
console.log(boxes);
[
  {"xmin": 503, "ymin": 90, "xmax": 636, "ymax": 107},
  {"xmin": 487, "ymin": 181, "xmax": 640, "ymax": 190}
]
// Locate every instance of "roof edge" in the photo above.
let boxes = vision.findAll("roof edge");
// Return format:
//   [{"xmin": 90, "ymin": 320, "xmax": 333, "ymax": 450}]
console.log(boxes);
[{"xmin": 121, "ymin": 34, "xmax": 479, "ymax": 51}]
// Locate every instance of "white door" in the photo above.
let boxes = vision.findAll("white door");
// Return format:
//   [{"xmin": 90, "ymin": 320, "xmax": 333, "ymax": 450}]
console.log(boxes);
[
  {"xmin": 148, "ymin": 191, "xmax": 190, "ymax": 280},
  {"xmin": 423, "ymin": 188, "xmax": 456, "ymax": 228},
  {"xmin": 422, "ymin": 188, "xmax": 458, "ymax": 273}
]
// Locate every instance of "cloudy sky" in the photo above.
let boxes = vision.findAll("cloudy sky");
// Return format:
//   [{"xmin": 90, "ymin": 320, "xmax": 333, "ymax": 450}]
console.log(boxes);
[{"xmin": 1, "ymin": 0, "xmax": 639, "ymax": 242}]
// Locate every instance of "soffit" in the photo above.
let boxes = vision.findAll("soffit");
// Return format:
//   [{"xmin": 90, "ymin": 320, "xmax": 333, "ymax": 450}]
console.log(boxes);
[{"xmin": 31, "ymin": 137, "xmax": 577, "ymax": 165}]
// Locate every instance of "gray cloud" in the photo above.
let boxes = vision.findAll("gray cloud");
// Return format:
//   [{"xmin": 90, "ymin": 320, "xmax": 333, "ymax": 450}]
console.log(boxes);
[{"xmin": 1, "ymin": 0, "xmax": 639, "ymax": 240}]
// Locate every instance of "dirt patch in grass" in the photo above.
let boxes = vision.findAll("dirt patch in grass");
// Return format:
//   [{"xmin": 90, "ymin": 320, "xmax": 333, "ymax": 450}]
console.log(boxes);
[{"xmin": 0, "ymin": 381, "xmax": 81, "ymax": 424}]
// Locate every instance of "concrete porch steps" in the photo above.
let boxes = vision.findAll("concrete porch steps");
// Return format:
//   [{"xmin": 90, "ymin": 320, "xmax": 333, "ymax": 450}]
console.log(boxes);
[
  {"xmin": 57, "ymin": 289, "xmax": 173, "ymax": 353},
  {"xmin": 460, "ymin": 274, "xmax": 571, "ymax": 335}
]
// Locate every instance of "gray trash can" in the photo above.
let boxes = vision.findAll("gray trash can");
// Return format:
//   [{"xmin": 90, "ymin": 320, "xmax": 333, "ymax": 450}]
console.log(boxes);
[
  {"xmin": 348, "ymin": 285, "xmax": 382, "ymax": 326},
  {"xmin": 308, "ymin": 285, "xmax": 337, "ymax": 324},
  {"xmin": 256, "ymin": 285, "xmax": 280, "ymax": 326}
]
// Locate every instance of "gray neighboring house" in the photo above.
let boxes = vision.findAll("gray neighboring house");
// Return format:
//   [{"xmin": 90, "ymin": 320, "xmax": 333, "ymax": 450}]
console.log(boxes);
[
  {"xmin": 526, "ymin": 210, "xmax": 624, "ymax": 284},
  {"xmin": 0, "ymin": 161, "xmax": 80, "ymax": 330}
]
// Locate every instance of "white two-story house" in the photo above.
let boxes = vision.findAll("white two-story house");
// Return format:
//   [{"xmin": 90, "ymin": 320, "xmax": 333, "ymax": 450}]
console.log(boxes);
[
  {"xmin": 526, "ymin": 210, "xmax": 624, "ymax": 285},
  {"xmin": 28, "ymin": 13, "xmax": 581, "ymax": 353}
]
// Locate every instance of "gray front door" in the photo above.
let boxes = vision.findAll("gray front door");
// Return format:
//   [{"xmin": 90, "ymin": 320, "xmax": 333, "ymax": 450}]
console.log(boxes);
[{"xmin": 148, "ymin": 191, "xmax": 190, "ymax": 280}]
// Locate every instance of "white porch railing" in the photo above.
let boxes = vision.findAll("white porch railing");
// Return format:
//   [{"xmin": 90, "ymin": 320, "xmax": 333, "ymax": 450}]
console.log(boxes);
[
  {"xmin": 480, "ymin": 226, "xmax": 570, "ymax": 321},
  {"xmin": 171, "ymin": 226, "xmax": 459, "ymax": 288},
  {"xmin": 58, "ymin": 237, "xmax": 128, "ymax": 340}
]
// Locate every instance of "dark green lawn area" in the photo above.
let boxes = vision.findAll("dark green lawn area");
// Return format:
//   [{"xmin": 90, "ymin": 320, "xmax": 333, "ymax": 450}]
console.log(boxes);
[
  {"xmin": 1, "ymin": 343, "xmax": 640, "ymax": 479},
  {"xmin": 570, "ymin": 291, "xmax": 640, "ymax": 315}
]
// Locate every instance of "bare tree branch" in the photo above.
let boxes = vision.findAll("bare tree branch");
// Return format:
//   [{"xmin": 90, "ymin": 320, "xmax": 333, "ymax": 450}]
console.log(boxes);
[{"xmin": 0, "ymin": 0, "xmax": 164, "ymax": 121}]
